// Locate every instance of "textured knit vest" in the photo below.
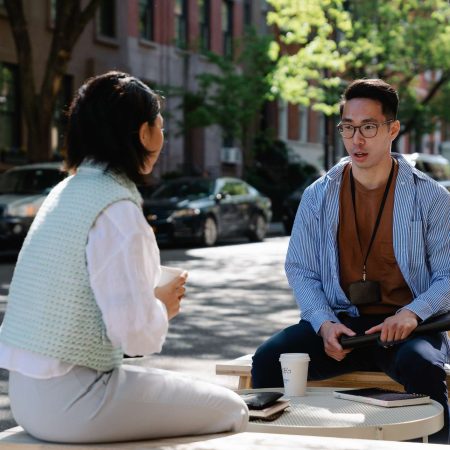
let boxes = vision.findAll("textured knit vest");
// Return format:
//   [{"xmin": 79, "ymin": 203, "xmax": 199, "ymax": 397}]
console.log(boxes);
[{"xmin": 0, "ymin": 164, "xmax": 142, "ymax": 371}]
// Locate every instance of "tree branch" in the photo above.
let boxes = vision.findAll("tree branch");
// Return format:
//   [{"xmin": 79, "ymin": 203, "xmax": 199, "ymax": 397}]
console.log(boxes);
[
  {"xmin": 4, "ymin": 0, "xmax": 36, "ymax": 117},
  {"xmin": 40, "ymin": 0, "xmax": 102, "ymax": 115},
  {"xmin": 400, "ymin": 71, "xmax": 450, "ymax": 137}
]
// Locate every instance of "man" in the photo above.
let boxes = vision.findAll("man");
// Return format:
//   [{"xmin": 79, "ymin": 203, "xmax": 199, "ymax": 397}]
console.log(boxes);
[{"xmin": 252, "ymin": 79, "xmax": 450, "ymax": 443}]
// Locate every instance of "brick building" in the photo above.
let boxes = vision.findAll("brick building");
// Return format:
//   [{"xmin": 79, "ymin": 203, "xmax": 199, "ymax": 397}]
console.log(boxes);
[
  {"xmin": 2, "ymin": 1, "xmax": 445, "ymax": 178},
  {"xmin": 0, "ymin": 0, "xmax": 276, "ymax": 178}
]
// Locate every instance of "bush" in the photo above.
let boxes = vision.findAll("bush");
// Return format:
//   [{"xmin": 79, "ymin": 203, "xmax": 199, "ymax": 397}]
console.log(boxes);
[{"xmin": 245, "ymin": 137, "xmax": 318, "ymax": 220}]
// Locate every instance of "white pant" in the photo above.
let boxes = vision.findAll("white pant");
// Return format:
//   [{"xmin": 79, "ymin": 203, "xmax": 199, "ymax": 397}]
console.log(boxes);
[{"xmin": 9, "ymin": 364, "xmax": 248, "ymax": 443}]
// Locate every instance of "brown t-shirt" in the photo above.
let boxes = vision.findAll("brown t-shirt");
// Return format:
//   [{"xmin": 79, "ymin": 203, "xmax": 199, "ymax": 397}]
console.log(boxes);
[{"xmin": 338, "ymin": 161, "xmax": 412, "ymax": 315}]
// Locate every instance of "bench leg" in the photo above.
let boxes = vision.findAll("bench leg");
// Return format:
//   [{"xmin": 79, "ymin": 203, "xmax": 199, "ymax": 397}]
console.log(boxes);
[{"xmin": 238, "ymin": 375, "xmax": 252, "ymax": 390}]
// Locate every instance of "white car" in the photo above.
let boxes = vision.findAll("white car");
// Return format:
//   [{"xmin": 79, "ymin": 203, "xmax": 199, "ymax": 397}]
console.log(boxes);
[
  {"xmin": 0, "ymin": 162, "xmax": 67, "ymax": 250},
  {"xmin": 403, "ymin": 152, "xmax": 450, "ymax": 192}
]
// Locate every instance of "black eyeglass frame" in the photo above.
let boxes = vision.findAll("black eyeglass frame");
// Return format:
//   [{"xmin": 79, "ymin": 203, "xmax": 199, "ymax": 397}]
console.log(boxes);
[{"xmin": 337, "ymin": 119, "xmax": 395, "ymax": 139}]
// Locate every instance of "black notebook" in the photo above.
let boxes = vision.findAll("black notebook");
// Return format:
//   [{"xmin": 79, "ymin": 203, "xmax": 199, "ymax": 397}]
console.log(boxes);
[
  {"xmin": 334, "ymin": 388, "xmax": 431, "ymax": 407},
  {"xmin": 240, "ymin": 392, "xmax": 290, "ymax": 420},
  {"xmin": 247, "ymin": 400, "xmax": 290, "ymax": 420}
]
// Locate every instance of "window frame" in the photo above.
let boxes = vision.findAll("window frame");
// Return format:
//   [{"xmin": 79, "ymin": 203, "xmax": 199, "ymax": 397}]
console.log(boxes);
[
  {"xmin": 139, "ymin": 0, "xmax": 155, "ymax": 42},
  {"xmin": 198, "ymin": 0, "xmax": 210, "ymax": 53},
  {"xmin": 174, "ymin": 0, "xmax": 188, "ymax": 49},
  {"xmin": 96, "ymin": 0, "xmax": 119, "ymax": 44},
  {"xmin": 222, "ymin": 0, "xmax": 233, "ymax": 59},
  {"xmin": 0, "ymin": 63, "xmax": 21, "ymax": 159}
]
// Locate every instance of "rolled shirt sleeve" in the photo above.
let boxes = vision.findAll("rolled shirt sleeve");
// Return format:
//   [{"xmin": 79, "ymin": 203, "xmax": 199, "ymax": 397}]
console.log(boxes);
[{"xmin": 86, "ymin": 200, "xmax": 169, "ymax": 356}]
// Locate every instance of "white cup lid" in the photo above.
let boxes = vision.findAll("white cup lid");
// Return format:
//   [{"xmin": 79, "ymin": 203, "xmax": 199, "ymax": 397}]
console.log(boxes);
[{"xmin": 279, "ymin": 353, "xmax": 310, "ymax": 362}]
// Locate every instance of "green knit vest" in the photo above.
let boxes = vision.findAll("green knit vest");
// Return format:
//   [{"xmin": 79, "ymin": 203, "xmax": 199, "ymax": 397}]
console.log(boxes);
[{"xmin": 0, "ymin": 165, "xmax": 142, "ymax": 371}]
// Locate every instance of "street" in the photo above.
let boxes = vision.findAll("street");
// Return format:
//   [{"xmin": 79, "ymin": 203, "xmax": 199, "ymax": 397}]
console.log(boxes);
[{"xmin": 0, "ymin": 233, "xmax": 299, "ymax": 432}]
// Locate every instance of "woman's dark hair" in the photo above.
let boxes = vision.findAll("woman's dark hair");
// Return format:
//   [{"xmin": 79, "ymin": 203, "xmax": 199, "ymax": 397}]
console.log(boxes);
[
  {"xmin": 339, "ymin": 78, "xmax": 399, "ymax": 120},
  {"xmin": 65, "ymin": 71, "xmax": 161, "ymax": 183}
]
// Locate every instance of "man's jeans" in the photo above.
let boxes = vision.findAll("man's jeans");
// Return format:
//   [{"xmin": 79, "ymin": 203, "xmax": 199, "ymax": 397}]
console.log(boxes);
[{"xmin": 252, "ymin": 315, "xmax": 449, "ymax": 444}]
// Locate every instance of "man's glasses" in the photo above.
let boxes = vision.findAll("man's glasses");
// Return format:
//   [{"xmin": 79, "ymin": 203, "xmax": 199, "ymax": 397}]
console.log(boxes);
[{"xmin": 337, "ymin": 119, "xmax": 394, "ymax": 139}]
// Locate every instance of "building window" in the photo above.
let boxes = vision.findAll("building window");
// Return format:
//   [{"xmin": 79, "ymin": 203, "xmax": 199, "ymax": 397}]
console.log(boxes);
[
  {"xmin": 0, "ymin": 63, "xmax": 20, "ymax": 159},
  {"xmin": 198, "ymin": 0, "xmax": 210, "ymax": 53},
  {"xmin": 244, "ymin": 0, "xmax": 252, "ymax": 27},
  {"xmin": 175, "ymin": 0, "xmax": 188, "ymax": 49},
  {"xmin": 139, "ymin": 0, "xmax": 154, "ymax": 41},
  {"xmin": 51, "ymin": 75, "xmax": 72, "ymax": 158},
  {"xmin": 98, "ymin": 0, "xmax": 117, "ymax": 39},
  {"xmin": 48, "ymin": 0, "xmax": 56, "ymax": 26},
  {"xmin": 299, "ymin": 106, "xmax": 309, "ymax": 143},
  {"xmin": 222, "ymin": 0, "xmax": 233, "ymax": 58}
]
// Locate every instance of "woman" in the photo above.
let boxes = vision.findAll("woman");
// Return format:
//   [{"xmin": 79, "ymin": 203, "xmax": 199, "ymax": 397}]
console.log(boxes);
[{"xmin": 0, "ymin": 72, "xmax": 248, "ymax": 443}]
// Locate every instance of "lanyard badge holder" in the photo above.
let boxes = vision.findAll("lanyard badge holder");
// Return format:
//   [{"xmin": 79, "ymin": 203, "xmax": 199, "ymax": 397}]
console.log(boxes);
[{"xmin": 348, "ymin": 159, "xmax": 395, "ymax": 306}]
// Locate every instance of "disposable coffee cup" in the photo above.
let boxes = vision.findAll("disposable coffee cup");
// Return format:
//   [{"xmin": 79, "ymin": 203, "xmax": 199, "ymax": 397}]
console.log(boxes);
[
  {"xmin": 279, "ymin": 353, "xmax": 310, "ymax": 397},
  {"xmin": 157, "ymin": 265, "xmax": 184, "ymax": 287}
]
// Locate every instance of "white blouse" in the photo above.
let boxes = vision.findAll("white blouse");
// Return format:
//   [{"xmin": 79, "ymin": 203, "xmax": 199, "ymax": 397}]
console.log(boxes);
[{"xmin": 0, "ymin": 199, "xmax": 169, "ymax": 378}]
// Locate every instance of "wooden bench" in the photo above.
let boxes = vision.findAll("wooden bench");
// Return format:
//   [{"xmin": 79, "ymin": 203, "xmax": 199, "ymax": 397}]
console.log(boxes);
[
  {"xmin": 216, "ymin": 354, "xmax": 450, "ymax": 393},
  {"xmin": 0, "ymin": 426, "xmax": 447, "ymax": 449}
]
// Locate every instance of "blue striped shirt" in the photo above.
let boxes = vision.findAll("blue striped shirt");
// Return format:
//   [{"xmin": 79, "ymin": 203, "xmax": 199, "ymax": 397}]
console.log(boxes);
[{"xmin": 286, "ymin": 153, "xmax": 450, "ymax": 341}]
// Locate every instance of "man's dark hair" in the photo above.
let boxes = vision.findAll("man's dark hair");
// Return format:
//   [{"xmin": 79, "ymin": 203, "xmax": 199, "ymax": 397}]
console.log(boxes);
[
  {"xmin": 339, "ymin": 78, "xmax": 399, "ymax": 120},
  {"xmin": 65, "ymin": 71, "xmax": 161, "ymax": 183}
]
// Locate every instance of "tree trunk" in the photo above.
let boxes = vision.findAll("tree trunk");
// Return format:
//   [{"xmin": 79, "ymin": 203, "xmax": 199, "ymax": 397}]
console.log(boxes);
[
  {"xmin": 4, "ymin": 0, "xmax": 102, "ymax": 163},
  {"xmin": 26, "ymin": 97, "xmax": 54, "ymax": 162}
]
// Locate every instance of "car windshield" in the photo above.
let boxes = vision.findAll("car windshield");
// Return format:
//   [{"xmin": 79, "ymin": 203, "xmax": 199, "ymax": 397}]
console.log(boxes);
[
  {"xmin": 0, "ymin": 168, "xmax": 66, "ymax": 195},
  {"xmin": 151, "ymin": 179, "xmax": 214, "ymax": 200}
]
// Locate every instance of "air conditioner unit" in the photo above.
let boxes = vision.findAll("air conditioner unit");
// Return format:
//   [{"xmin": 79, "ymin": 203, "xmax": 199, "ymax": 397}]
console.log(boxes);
[{"xmin": 221, "ymin": 147, "xmax": 241, "ymax": 164}]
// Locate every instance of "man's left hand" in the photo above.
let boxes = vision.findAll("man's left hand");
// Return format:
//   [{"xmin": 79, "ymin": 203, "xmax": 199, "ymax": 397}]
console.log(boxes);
[{"xmin": 365, "ymin": 309, "xmax": 419, "ymax": 343}]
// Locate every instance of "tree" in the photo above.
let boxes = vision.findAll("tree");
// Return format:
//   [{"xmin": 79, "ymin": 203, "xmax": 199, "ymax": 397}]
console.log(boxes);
[
  {"xmin": 182, "ymin": 29, "xmax": 275, "ymax": 169},
  {"xmin": 267, "ymin": 0, "xmax": 450, "ymax": 141},
  {"xmin": 4, "ymin": 0, "xmax": 101, "ymax": 162}
]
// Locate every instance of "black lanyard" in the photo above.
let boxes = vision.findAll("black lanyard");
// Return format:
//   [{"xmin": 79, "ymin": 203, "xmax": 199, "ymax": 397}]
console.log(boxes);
[{"xmin": 350, "ymin": 158, "xmax": 395, "ymax": 281}]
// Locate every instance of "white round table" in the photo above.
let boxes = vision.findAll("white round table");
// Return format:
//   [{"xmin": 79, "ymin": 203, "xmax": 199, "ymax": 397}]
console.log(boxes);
[{"xmin": 241, "ymin": 387, "xmax": 444, "ymax": 442}]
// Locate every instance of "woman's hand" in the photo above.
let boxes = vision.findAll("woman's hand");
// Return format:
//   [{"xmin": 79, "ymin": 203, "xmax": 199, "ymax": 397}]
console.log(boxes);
[{"xmin": 154, "ymin": 271, "xmax": 188, "ymax": 320}]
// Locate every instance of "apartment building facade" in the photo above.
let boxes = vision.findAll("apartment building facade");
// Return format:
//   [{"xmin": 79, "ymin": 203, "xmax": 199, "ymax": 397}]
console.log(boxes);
[{"xmin": 0, "ymin": 0, "xmax": 276, "ymax": 178}]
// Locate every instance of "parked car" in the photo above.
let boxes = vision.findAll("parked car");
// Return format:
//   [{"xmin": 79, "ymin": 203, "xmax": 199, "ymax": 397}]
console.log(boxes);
[
  {"xmin": 0, "ymin": 162, "xmax": 67, "ymax": 250},
  {"xmin": 281, "ymin": 174, "xmax": 322, "ymax": 235},
  {"xmin": 140, "ymin": 177, "xmax": 272, "ymax": 246},
  {"xmin": 403, "ymin": 152, "xmax": 450, "ymax": 192}
]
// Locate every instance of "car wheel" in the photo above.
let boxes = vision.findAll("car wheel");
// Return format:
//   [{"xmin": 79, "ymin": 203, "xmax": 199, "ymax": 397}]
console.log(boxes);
[
  {"xmin": 248, "ymin": 214, "xmax": 267, "ymax": 242},
  {"xmin": 201, "ymin": 216, "xmax": 218, "ymax": 246}
]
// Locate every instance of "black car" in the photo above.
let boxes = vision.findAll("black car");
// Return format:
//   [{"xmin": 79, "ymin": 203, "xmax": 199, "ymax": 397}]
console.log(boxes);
[
  {"xmin": 282, "ymin": 174, "xmax": 322, "ymax": 235},
  {"xmin": 141, "ymin": 177, "xmax": 272, "ymax": 246}
]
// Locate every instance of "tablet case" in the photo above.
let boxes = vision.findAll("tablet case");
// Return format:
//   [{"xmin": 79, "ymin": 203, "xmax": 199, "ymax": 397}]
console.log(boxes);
[{"xmin": 339, "ymin": 312, "xmax": 450, "ymax": 349}]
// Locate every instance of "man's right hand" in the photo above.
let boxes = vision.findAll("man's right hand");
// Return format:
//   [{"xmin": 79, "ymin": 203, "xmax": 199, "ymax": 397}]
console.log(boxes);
[{"xmin": 319, "ymin": 321, "xmax": 356, "ymax": 361}]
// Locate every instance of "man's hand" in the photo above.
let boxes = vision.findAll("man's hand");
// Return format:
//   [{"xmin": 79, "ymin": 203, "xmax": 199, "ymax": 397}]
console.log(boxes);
[
  {"xmin": 365, "ymin": 309, "xmax": 419, "ymax": 343},
  {"xmin": 154, "ymin": 271, "xmax": 188, "ymax": 320},
  {"xmin": 319, "ymin": 321, "xmax": 356, "ymax": 361}
]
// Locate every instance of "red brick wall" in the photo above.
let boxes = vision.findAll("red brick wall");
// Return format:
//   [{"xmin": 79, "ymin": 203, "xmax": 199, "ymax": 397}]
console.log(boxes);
[
  {"xmin": 288, "ymin": 103, "xmax": 299, "ymax": 140},
  {"xmin": 127, "ymin": 0, "xmax": 139, "ymax": 38},
  {"xmin": 308, "ymin": 109, "xmax": 320, "ymax": 142},
  {"xmin": 153, "ymin": 0, "xmax": 174, "ymax": 45},
  {"xmin": 187, "ymin": 0, "xmax": 200, "ymax": 50},
  {"xmin": 210, "ymin": 0, "xmax": 223, "ymax": 54}
]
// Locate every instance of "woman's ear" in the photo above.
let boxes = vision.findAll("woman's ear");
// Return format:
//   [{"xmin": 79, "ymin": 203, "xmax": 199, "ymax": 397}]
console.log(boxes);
[{"xmin": 139, "ymin": 122, "xmax": 151, "ymax": 149}]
